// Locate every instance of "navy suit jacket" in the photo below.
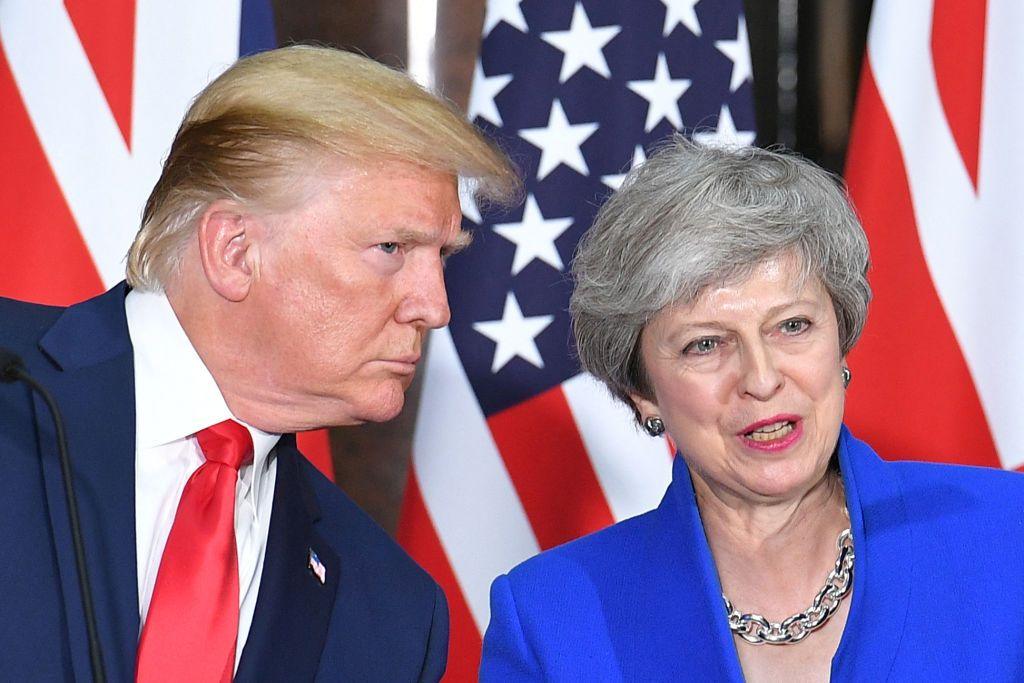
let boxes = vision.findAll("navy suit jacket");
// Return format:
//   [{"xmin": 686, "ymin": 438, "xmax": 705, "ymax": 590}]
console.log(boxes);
[
  {"xmin": 481, "ymin": 427, "xmax": 1024, "ymax": 681},
  {"xmin": 0, "ymin": 284, "xmax": 447, "ymax": 682}
]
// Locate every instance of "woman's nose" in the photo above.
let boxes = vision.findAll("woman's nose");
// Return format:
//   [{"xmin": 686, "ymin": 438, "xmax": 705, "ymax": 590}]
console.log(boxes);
[{"xmin": 738, "ymin": 343, "xmax": 784, "ymax": 400}]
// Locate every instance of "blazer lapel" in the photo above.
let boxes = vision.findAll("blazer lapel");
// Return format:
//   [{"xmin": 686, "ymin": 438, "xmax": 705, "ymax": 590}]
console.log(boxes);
[
  {"xmin": 615, "ymin": 457, "xmax": 746, "ymax": 681},
  {"xmin": 831, "ymin": 426, "xmax": 913, "ymax": 681},
  {"xmin": 36, "ymin": 283, "xmax": 140, "ymax": 682},
  {"xmin": 236, "ymin": 437, "xmax": 339, "ymax": 682}
]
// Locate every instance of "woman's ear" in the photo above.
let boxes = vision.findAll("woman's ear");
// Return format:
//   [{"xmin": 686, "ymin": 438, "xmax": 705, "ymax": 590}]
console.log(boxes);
[
  {"xmin": 629, "ymin": 392, "xmax": 660, "ymax": 421},
  {"xmin": 196, "ymin": 200, "xmax": 260, "ymax": 302}
]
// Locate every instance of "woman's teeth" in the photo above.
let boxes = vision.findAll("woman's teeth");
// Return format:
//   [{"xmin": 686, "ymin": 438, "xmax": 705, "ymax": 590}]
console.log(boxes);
[{"xmin": 747, "ymin": 421, "xmax": 794, "ymax": 441}]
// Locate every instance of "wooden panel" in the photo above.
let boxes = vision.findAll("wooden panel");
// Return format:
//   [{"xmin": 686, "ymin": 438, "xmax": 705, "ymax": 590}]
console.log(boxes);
[{"xmin": 272, "ymin": 0, "xmax": 407, "ymax": 67}]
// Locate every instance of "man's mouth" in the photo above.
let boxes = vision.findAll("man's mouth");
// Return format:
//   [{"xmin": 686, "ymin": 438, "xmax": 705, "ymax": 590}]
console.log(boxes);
[{"xmin": 384, "ymin": 354, "xmax": 421, "ymax": 365}]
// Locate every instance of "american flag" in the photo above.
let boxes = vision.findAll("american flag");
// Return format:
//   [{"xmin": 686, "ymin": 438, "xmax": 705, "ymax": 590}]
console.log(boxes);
[
  {"xmin": 844, "ymin": 0, "xmax": 1024, "ymax": 471},
  {"xmin": 307, "ymin": 548, "xmax": 327, "ymax": 585},
  {"xmin": 397, "ymin": 1, "xmax": 755, "ymax": 677},
  {"xmin": 0, "ymin": 0, "xmax": 333, "ymax": 476}
]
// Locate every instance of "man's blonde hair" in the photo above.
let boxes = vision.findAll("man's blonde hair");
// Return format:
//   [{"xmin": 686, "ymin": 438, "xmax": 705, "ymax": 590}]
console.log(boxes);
[{"xmin": 126, "ymin": 45, "xmax": 518, "ymax": 290}]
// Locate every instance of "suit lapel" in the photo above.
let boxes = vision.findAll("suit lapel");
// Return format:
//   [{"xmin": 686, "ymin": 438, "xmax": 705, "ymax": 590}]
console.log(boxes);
[
  {"xmin": 236, "ymin": 437, "xmax": 339, "ymax": 682},
  {"xmin": 36, "ymin": 283, "xmax": 140, "ymax": 682}
]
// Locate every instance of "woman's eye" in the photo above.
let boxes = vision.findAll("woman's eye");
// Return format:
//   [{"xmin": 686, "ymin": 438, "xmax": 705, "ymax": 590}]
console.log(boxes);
[
  {"xmin": 683, "ymin": 337, "xmax": 719, "ymax": 356},
  {"xmin": 780, "ymin": 318, "xmax": 810, "ymax": 335},
  {"xmin": 378, "ymin": 242, "xmax": 400, "ymax": 254}
]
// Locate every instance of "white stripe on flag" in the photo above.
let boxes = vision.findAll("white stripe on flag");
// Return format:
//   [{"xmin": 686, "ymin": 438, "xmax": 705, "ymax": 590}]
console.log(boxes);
[
  {"xmin": 870, "ymin": 0, "xmax": 1024, "ymax": 468},
  {"xmin": 973, "ymin": 0, "xmax": 1024, "ymax": 469},
  {"xmin": 562, "ymin": 373, "xmax": 672, "ymax": 523},
  {"xmin": 132, "ymin": 0, "xmax": 242, "ymax": 187},
  {"xmin": 413, "ymin": 328, "xmax": 539, "ymax": 633}
]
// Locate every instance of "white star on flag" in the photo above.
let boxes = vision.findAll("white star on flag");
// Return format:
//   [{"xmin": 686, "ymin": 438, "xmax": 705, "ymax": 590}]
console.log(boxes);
[
  {"xmin": 468, "ymin": 63, "xmax": 513, "ymax": 127},
  {"xmin": 715, "ymin": 16, "xmax": 752, "ymax": 92},
  {"xmin": 627, "ymin": 53, "xmax": 691, "ymax": 132},
  {"xmin": 483, "ymin": 0, "xmax": 528, "ymax": 35},
  {"xmin": 541, "ymin": 2, "xmax": 622, "ymax": 83},
  {"xmin": 693, "ymin": 104, "xmax": 755, "ymax": 147},
  {"xmin": 493, "ymin": 194, "xmax": 573, "ymax": 275},
  {"xmin": 518, "ymin": 99, "xmax": 599, "ymax": 180},
  {"xmin": 473, "ymin": 292, "xmax": 555, "ymax": 373},
  {"xmin": 601, "ymin": 144, "xmax": 648, "ymax": 190},
  {"xmin": 661, "ymin": 0, "xmax": 702, "ymax": 37}
]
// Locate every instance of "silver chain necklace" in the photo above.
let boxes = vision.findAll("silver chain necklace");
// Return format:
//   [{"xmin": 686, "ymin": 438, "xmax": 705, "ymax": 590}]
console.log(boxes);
[{"xmin": 724, "ymin": 528, "xmax": 854, "ymax": 645}]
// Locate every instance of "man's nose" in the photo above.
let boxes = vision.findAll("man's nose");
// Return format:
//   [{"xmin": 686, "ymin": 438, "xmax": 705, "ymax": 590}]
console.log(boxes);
[{"xmin": 398, "ymin": 260, "xmax": 451, "ymax": 329}]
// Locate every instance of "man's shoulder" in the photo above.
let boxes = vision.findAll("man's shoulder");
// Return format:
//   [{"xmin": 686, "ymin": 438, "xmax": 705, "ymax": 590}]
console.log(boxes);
[
  {"xmin": 297, "ymin": 456, "xmax": 440, "ymax": 597},
  {"xmin": 0, "ymin": 295, "xmax": 65, "ymax": 351}
]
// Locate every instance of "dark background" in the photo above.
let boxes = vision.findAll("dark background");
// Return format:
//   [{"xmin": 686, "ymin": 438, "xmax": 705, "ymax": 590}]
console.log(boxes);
[{"xmin": 269, "ymin": 0, "xmax": 875, "ymax": 534}]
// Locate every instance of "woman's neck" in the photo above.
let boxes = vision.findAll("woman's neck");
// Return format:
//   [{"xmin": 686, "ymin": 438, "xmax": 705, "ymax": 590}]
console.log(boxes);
[{"xmin": 694, "ymin": 467, "xmax": 849, "ymax": 621}]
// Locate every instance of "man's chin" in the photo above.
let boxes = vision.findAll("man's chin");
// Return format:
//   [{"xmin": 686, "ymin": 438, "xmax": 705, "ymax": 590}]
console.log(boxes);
[
  {"xmin": 351, "ymin": 389, "xmax": 407, "ymax": 424},
  {"xmin": 299, "ymin": 381, "xmax": 409, "ymax": 428}
]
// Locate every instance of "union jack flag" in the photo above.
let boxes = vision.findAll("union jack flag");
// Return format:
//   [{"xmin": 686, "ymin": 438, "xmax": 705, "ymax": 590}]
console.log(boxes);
[
  {"xmin": 396, "ymin": 1, "xmax": 755, "ymax": 677},
  {"xmin": 844, "ymin": 0, "xmax": 1024, "ymax": 472}
]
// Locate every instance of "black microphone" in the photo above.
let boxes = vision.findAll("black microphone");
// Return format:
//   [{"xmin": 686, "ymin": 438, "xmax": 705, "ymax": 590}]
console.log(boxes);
[
  {"xmin": 1, "ymin": 347, "xmax": 106, "ymax": 682},
  {"xmin": 0, "ymin": 347, "xmax": 24, "ymax": 383}
]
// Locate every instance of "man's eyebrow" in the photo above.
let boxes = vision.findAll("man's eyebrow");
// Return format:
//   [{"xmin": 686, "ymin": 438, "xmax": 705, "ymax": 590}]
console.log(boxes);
[
  {"xmin": 443, "ymin": 230, "xmax": 473, "ymax": 256},
  {"xmin": 386, "ymin": 227, "xmax": 473, "ymax": 257}
]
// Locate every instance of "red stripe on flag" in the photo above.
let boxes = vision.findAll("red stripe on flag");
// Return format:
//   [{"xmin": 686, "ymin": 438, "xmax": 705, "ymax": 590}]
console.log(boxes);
[
  {"xmin": 0, "ymin": 46, "xmax": 103, "ymax": 305},
  {"xmin": 397, "ymin": 471, "xmax": 482, "ymax": 683},
  {"xmin": 844, "ymin": 62, "xmax": 999, "ymax": 468},
  {"xmin": 931, "ymin": 0, "xmax": 987, "ymax": 190},
  {"xmin": 296, "ymin": 429, "xmax": 335, "ymax": 480},
  {"xmin": 64, "ymin": 0, "xmax": 137, "ymax": 148},
  {"xmin": 488, "ymin": 385, "xmax": 615, "ymax": 551}
]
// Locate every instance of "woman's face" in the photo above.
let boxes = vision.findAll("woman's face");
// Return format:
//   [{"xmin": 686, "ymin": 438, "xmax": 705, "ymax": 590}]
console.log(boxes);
[{"xmin": 631, "ymin": 253, "xmax": 846, "ymax": 504}]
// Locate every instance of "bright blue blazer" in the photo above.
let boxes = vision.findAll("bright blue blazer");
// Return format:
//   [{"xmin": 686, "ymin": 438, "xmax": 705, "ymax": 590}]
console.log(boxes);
[
  {"xmin": 0, "ymin": 284, "xmax": 447, "ymax": 682},
  {"xmin": 481, "ymin": 426, "xmax": 1024, "ymax": 681}
]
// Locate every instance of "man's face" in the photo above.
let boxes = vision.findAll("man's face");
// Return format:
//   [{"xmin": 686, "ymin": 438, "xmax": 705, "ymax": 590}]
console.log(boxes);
[{"xmin": 244, "ymin": 158, "xmax": 465, "ymax": 429}]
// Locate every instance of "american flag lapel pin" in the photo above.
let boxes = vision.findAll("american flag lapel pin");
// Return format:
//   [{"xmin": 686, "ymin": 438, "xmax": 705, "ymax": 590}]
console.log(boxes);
[{"xmin": 307, "ymin": 548, "xmax": 326, "ymax": 585}]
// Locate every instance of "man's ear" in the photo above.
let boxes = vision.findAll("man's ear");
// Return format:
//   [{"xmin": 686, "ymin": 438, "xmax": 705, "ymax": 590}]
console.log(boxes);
[{"xmin": 197, "ymin": 200, "xmax": 260, "ymax": 302}]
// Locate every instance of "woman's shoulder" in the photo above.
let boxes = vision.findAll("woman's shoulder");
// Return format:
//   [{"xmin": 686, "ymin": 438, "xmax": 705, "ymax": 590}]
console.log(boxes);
[
  {"xmin": 881, "ymin": 456, "xmax": 1024, "ymax": 539},
  {"xmin": 504, "ymin": 506, "xmax": 663, "ymax": 588},
  {"xmin": 843, "ymin": 428, "xmax": 1024, "ymax": 528},
  {"xmin": 888, "ymin": 456, "xmax": 1024, "ymax": 501},
  {"xmin": 888, "ymin": 456, "xmax": 1024, "ymax": 486}
]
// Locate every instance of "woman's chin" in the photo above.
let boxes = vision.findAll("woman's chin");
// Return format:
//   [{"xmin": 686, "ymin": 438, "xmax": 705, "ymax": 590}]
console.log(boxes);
[{"xmin": 732, "ymin": 459, "xmax": 831, "ymax": 503}]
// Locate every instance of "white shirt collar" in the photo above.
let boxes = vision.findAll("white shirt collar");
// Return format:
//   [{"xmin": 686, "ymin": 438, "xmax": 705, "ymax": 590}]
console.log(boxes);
[{"xmin": 125, "ymin": 289, "xmax": 280, "ymax": 484}]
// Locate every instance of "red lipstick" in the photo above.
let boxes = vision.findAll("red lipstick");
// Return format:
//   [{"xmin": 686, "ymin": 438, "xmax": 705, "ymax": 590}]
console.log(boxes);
[{"xmin": 737, "ymin": 414, "xmax": 803, "ymax": 452}]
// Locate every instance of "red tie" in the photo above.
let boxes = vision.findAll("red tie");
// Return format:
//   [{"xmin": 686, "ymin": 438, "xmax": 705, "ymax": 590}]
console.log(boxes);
[{"xmin": 136, "ymin": 420, "xmax": 253, "ymax": 682}]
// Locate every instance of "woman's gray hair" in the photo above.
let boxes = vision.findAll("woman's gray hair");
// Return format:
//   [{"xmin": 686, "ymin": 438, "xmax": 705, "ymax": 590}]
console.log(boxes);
[{"xmin": 570, "ymin": 136, "xmax": 871, "ymax": 421}]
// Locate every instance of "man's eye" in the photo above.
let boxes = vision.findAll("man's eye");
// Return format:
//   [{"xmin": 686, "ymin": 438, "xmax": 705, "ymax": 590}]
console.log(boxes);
[
  {"xmin": 378, "ymin": 242, "xmax": 400, "ymax": 254},
  {"xmin": 780, "ymin": 318, "xmax": 810, "ymax": 335},
  {"xmin": 683, "ymin": 337, "xmax": 719, "ymax": 356}
]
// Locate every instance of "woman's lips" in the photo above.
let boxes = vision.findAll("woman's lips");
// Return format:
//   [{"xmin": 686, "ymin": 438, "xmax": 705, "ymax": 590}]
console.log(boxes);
[{"xmin": 737, "ymin": 415, "xmax": 803, "ymax": 452}]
